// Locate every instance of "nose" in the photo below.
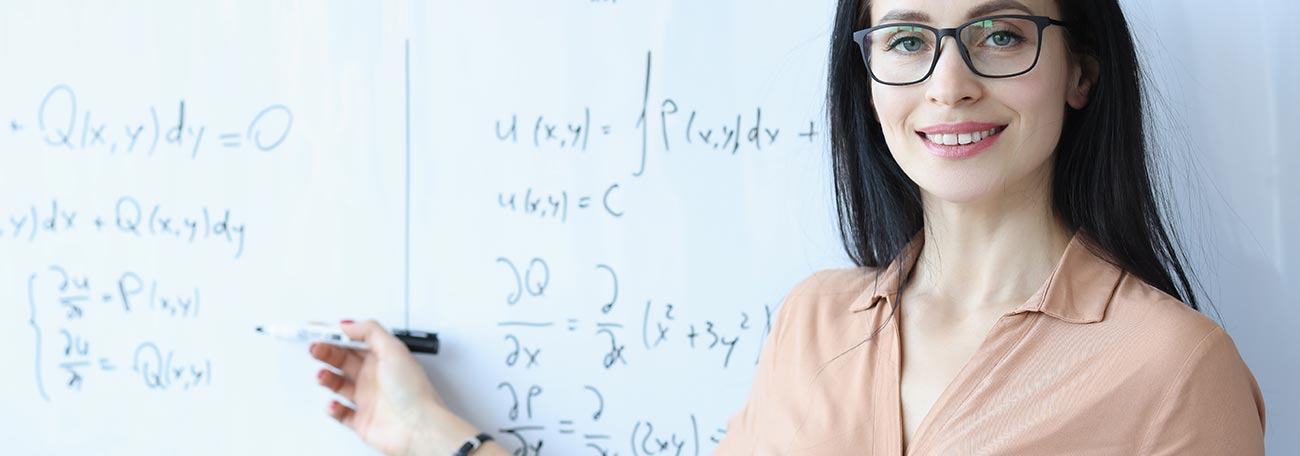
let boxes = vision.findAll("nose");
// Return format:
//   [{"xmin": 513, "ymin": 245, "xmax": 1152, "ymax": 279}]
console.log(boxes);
[{"xmin": 924, "ymin": 36, "xmax": 983, "ymax": 107}]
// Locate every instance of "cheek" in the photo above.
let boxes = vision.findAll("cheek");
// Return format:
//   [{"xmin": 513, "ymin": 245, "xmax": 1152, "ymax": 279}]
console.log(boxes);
[
  {"xmin": 1002, "ymin": 68, "xmax": 1071, "ymax": 158},
  {"xmin": 868, "ymin": 85, "xmax": 917, "ymax": 142}
]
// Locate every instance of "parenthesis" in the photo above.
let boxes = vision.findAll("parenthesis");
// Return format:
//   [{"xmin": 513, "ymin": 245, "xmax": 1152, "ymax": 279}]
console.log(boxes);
[
  {"xmin": 149, "ymin": 105, "xmax": 160, "ymax": 156},
  {"xmin": 234, "ymin": 227, "xmax": 245, "ymax": 260},
  {"xmin": 28, "ymin": 205, "xmax": 37, "ymax": 241},
  {"xmin": 191, "ymin": 125, "xmax": 205, "ymax": 159},
  {"xmin": 582, "ymin": 106, "xmax": 590, "ymax": 151},
  {"xmin": 691, "ymin": 414, "xmax": 700, "ymax": 456},
  {"xmin": 630, "ymin": 421, "xmax": 641, "ymax": 456},
  {"xmin": 533, "ymin": 115, "xmax": 542, "ymax": 147},
  {"xmin": 732, "ymin": 114, "xmax": 741, "ymax": 154},
  {"xmin": 149, "ymin": 204, "xmax": 159, "ymax": 235},
  {"xmin": 641, "ymin": 300, "xmax": 652, "ymax": 350}
]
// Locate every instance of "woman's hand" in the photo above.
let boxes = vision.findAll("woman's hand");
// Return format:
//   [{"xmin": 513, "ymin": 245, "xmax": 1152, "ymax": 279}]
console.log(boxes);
[{"xmin": 308, "ymin": 319, "xmax": 490, "ymax": 456}]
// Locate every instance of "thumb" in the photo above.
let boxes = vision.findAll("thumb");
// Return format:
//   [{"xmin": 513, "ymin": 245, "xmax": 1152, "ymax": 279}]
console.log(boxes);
[{"xmin": 340, "ymin": 319, "xmax": 406, "ymax": 354}]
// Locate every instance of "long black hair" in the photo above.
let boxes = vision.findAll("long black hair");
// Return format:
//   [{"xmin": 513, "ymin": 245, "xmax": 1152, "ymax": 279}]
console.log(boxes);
[{"xmin": 826, "ymin": 0, "xmax": 1203, "ymax": 311}]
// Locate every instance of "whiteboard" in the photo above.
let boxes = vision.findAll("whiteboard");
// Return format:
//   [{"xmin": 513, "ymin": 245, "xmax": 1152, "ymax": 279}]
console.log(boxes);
[
  {"xmin": 2, "ymin": 1, "xmax": 1294, "ymax": 454},
  {"xmin": 1, "ymin": 1, "xmax": 843, "ymax": 454}
]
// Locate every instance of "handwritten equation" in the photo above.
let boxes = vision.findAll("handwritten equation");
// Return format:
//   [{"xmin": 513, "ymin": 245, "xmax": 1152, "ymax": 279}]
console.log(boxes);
[
  {"xmin": 2, "ymin": 196, "xmax": 248, "ymax": 260},
  {"xmin": 495, "ymin": 256, "xmax": 771, "ymax": 370},
  {"xmin": 496, "ymin": 182, "xmax": 624, "ymax": 223},
  {"xmin": 2, "ymin": 84, "xmax": 292, "ymax": 159},
  {"xmin": 493, "ymin": 51, "xmax": 822, "ymax": 178},
  {"xmin": 491, "ymin": 385, "xmax": 724, "ymax": 456},
  {"xmin": 484, "ymin": 255, "xmax": 774, "ymax": 454},
  {"xmin": 27, "ymin": 265, "xmax": 213, "ymax": 402}
]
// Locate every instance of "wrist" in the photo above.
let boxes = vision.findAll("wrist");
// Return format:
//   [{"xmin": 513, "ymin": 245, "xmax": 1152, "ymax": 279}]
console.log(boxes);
[{"xmin": 404, "ymin": 407, "xmax": 484, "ymax": 456}]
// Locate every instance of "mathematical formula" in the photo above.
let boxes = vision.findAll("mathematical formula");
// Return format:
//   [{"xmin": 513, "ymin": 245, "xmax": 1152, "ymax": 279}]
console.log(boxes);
[
  {"xmin": 27, "ymin": 265, "xmax": 213, "ymax": 402},
  {"xmin": 2, "ymin": 84, "xmax": 292, "ymax": 159}
]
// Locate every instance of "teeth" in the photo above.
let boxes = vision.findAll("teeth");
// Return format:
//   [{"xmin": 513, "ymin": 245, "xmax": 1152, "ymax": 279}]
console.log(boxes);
[{"xmin": 925, "ymin": 126, "xmax": 1002, "ymax": 146}]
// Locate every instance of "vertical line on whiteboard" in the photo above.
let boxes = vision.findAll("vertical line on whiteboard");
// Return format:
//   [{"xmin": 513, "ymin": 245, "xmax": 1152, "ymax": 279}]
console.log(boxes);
[{"xmin": 404, "ymin": 38, "xmax": 412, "ymax": 329}]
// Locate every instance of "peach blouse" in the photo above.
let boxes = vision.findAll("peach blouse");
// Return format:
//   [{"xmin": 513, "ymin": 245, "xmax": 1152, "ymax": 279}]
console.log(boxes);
[{"xmin": 714, "ymin": 231, "xmax": 1266, "ymax": 455}]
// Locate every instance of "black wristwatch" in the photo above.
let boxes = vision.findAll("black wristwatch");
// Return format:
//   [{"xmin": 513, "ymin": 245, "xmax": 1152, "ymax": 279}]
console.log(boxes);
[{"xmin": 452, "ymin": 432, "xmax": 494, "ymax": 456}]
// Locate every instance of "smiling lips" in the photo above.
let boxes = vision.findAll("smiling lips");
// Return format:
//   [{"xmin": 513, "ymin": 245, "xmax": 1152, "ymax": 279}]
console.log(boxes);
[{"xmin": 915, "ymin": 122, "xmax": 1008, "ymax": 158}]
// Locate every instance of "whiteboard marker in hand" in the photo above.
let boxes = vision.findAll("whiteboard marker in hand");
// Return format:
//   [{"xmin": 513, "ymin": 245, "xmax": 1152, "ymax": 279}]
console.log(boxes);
[{"xmin": 256, "ymin": 322, "xmax": 440, "ymax": 354}]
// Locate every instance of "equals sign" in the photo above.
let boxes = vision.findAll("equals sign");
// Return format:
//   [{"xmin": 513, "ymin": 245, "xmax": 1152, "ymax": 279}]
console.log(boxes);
[
  {"xmin": 558, "ymin": 420, "xmax": 575, "ymax": 434},
  {"xmin": 219, "ymin": 132, "xmax": 241, "ymax": 147},
  {"xmin": 578, "ymin": 197, "xmax": 591, "ymax": 209},
  {"xmin": 567, "ymin": 318, "xmax": 578, "ymax": 331}
]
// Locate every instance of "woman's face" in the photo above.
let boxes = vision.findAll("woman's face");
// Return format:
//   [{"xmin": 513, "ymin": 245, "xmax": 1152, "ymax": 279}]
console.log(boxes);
[{"xmin": 866, "ymin": 0, "xmax": 1091, "ymax": 205}]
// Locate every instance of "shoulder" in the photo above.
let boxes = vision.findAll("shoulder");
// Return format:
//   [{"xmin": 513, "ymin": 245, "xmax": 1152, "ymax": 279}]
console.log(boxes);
[
  {"xmin": 1105, "ymin": 274, "xmax": 1257, "ymax": 385},
  {"xmin": 784, "ymin": 266, "xmax": 879, "ymax": 299},
  {"xmin": 1105, "ymin": 274, "xmax": 1267, "ymax": 450},
  {"xmin": 1107, "ymin": 273, "xmax": 1237, "ymax": 364},
  {"xmin": 764, "ymin": 267, "xmax": 882, "ymax": 361},
  {"xmin": 775, "ymin": 266, "xmax": 879, "ymax": 325}
]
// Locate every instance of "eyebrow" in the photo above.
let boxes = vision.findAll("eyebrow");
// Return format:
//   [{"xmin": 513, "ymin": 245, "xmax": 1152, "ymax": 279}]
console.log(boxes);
[{"xmin": 876, "ymin": 0, "xmax": 1036, "ymax": 25}]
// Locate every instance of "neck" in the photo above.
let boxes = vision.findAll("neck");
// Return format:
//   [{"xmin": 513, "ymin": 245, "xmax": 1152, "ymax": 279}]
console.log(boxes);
[{"xmin": 907, "ymin": 172, "xmax": 1073, "ymax": 318}]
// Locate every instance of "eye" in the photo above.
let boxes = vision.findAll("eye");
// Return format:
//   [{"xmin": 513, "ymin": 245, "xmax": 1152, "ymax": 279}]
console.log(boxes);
[
  {"xmin": 887, "ymin": 36, "xmax": 926, "ymax": 52},
  {"xmin": 984, "ymin": 30, "xmax": 1024, "ymax": 47}
]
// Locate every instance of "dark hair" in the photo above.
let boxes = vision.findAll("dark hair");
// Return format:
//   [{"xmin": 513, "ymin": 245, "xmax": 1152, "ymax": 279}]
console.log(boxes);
[{"xmin": 826, "ymin": 0, "xmax": 1203, "ymax": 311}]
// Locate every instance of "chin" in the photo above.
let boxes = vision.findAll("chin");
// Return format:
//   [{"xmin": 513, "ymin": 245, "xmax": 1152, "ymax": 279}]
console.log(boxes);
[{"xmin": 906, "ymin": 164, "xmax": 1004, "ymax": 205}]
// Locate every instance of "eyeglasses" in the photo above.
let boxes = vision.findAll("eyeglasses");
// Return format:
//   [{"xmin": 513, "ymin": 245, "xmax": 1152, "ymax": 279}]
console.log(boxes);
[{"xmin": 852, "ymin": 14, "xmax": 1069, "ymax": 86}]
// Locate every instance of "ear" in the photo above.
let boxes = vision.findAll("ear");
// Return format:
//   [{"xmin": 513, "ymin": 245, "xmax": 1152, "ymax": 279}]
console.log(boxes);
[{"xmin": 1067, "ymin": 54, "xmax": 1099, "ymax": 110}]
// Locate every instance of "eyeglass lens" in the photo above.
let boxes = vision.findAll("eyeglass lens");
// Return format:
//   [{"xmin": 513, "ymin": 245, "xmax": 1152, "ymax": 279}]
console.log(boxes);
[{"xmin": 865, "ymin": 17, "xmax": 1043, "ymax": 84}]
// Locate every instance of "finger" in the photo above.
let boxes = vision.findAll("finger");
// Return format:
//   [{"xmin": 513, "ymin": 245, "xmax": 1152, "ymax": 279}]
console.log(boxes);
[
  {"xmin": 327, "ymin": 400, "xmax": 355, "ymax": 426},
  {"xmin": 340, "ymin": 319, "xmax": 408, "ymax": 355},
  {"xmin": 316, "ymin": 369, "xmax": 357, "ymax": 404},
  {"xmin": 309, "ymin": 342, "xmax": 365, "ymax": 379}
]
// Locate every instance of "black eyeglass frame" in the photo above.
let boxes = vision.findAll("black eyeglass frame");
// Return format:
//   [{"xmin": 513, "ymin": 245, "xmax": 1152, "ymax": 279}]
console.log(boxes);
[{"xmin": 852, "ymin": 14, "xmax": 1070, "ymax": 86}]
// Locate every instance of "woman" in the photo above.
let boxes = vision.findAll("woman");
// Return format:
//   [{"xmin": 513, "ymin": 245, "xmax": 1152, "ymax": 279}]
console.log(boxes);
[{"xmin": 309, "ymin": 0, "xmax": 1268, "ymax": 453}]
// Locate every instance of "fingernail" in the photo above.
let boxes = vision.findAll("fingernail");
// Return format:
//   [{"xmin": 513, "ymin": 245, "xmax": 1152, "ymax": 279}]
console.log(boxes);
[
  {"xmin": 309, "ymin": 342, "xmax": 318, "ymax": 352},
  {"xmin": 317, "ymin": 369, "xmax": 326, "ymax": 379},
  {"xmin": 340, "ymin": 319, "xmax": 354, "ymax": 325}
]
